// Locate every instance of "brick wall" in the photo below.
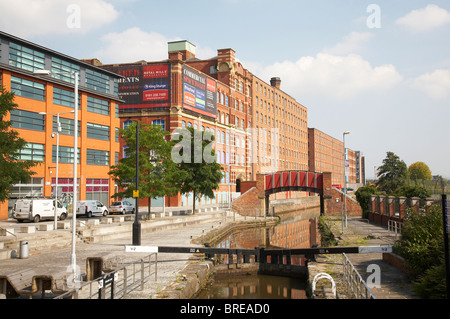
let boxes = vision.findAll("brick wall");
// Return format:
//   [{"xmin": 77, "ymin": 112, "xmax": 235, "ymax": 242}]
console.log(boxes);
[{"xmin": 325, "ymin": 188, "xmax": 362, "ymax": 216}]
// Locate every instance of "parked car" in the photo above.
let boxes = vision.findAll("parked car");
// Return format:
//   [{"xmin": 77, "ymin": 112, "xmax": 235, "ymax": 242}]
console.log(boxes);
[
  {"xmin": 13, "ymin": 198, "xmax": 67, "ymax": 223},
  {"xmin": 76, "ymin": 200, "xmax": 108, "ymax": 218},
  {"xmin": 109, "ymin": 201, "xmax": 135, "ymax": 215}
]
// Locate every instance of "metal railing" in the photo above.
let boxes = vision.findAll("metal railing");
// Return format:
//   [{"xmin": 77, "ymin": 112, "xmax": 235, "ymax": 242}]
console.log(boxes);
[
  {"xmin": 388, "ymin": 220, "xmax": 402, "ymax": 238},
  {"xmin": 54, "ymin": 253, "xmax": 157, "ymax": 299},
  {"xmin": 342, "ymin": 253, "xmax": 376, "ymax": 299}
]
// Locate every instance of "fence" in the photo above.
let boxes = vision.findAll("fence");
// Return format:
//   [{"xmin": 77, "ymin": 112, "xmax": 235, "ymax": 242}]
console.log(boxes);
[
  {"xmin": 342, "ymin": 253, "xmax": 376, "ymax": 299},
  {"xmin": 54, "ymin": 253, "xmax": 157, "ymax": 299}
]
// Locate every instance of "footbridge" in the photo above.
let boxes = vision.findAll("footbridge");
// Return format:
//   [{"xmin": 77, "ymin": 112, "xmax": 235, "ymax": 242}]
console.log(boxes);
[{"xmin": 235, "ymin": 171, "xmax": 333, "ymax": 216}]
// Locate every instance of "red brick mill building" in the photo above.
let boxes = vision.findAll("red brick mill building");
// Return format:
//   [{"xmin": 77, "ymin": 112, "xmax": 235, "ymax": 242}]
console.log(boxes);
[{"xmin": 82, "ymin": 40, "xmax": 311, "ymax": 209}]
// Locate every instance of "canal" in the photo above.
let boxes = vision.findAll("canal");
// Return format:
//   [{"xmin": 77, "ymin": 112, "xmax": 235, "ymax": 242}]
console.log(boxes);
[{"xmin": 195, "ymin": 207, "xmax": 321, "ymax": 299}]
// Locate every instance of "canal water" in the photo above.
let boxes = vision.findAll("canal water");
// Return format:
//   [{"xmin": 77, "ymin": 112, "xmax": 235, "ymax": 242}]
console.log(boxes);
[{"xmin": 195, "ymin": 207, "xmax": 321, "ymax": 299}]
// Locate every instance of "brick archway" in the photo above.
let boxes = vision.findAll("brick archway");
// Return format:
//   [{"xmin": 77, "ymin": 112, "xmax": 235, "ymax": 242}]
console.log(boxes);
[{"xmin": 231, "ymin": 171, "xmax": 332, "ymax": 217}]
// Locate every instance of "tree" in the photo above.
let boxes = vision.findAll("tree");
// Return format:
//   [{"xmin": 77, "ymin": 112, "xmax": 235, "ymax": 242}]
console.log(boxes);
[
  {"xmin": 108, "ymin": 122, "xmax": 187, "ymax": 217},
  {"xmin": 172, "ymin": 127, "xmax": 223, "ymax": 214},
  {"xmin": 408, "ymin": 161, "xmax": 432, "ymax": 181},
  {"xmin": 375, "ymin": 151, "xmax": 408, "ymax": 194},
  {"xmin": 355, "ymin": 185, "xmax": 378, "ymax": 219},
  {"xmin": 0, "ymin": 86, "xmax": 37, "ymax": 202}
]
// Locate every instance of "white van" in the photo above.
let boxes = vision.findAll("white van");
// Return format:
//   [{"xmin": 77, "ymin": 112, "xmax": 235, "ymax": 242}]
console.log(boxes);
[
  {"xmin": 13, "ymin": 198, "xmax": 67, "ymax": 223},
  {"xmin": 76, "ymin": 200, "xmax": 108, "ymax": 218}
]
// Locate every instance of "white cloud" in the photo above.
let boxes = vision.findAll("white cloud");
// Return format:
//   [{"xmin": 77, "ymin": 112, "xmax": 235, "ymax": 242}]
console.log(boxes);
[
  {"xmin": 323, "ymin": 32, "xmax": 373, "ymax": 55},
  {"xmin": 0, "ymin": 0, "xmax": 118, "ymax": 37},
  {"xmin": 254, "ymin": 53, "xmax": 403, "ymax": 100},
  {"xmin": 95, "ymin": 28, "xmax": 176, "ymax": 63},
  {"xmin": 95, "ymin": 27, "xmax": 216, "ymax": 64},
  {"xmin": 396, "ymin": 4, "xmax": 450, "ymax": 32},
  {"xmin": 411, "ymin": 69, "xmax": 450, "ymax": 99}
]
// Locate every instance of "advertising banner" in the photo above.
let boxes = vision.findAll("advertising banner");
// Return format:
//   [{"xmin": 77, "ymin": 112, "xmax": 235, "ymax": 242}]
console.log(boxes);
[
  {"xmin": 103, "ymin": 63, "xmax": 171, "ymax": 110},
  {"xmin": 182, "ymin": 66, "xmax": 217, "ymax": 118}
]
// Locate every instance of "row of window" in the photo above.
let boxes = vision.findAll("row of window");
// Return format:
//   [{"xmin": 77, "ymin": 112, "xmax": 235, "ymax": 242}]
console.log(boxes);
[
  {"xmin": 18, "ymin": 142, "xmax": 117, "ymax": 166},
  {"xmin": 5, "ymin": 40, "xmax": 117, "ymax": 95},
  {"xmin": 180, "ymin": 120, "xmax": 246, "ymax": 148},
  {"xmin": 10, "ymin": 109, "xmax": 117, "ymax": 141},
  {"xmin": 9, "ymin": 75, "xmax": 118, "ymax": 116}
]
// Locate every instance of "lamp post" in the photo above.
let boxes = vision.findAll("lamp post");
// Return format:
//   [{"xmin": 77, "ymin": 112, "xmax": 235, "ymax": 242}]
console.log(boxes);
[
  {"xmin": 39, "ymin": 110, "xmax": 74, "ymax": 229},
  {"xmin": 342, "ymin": 131, "xmax": 350, "ymax": 232},
  {"xmin": 34, "ymin": 69, "xmax": 79, "ymax": 286}
]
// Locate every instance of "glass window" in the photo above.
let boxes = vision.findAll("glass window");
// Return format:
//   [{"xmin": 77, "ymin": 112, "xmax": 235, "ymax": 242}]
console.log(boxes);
[
  {"xmin": 87, "ymin": 96, "xmax": 110, "ymax": 115},
  {"xmin": 53, "ymin": 87, "xmax": 80, "ymax": 108},
  {"xmin": 52, "ymin": 145, "xmax": 80, "ymax": 164},
  {"xmin": 19, "ymin": 143, "xmax": 45, "ymax": 162},
  {"xmin": 52, "ymin": 116, "xmax": 80, "ymax": 136},
  {"xmin": 152, "ymin": 119, "xmax": 165, "ymax": 131},
  {"xmin": 10, "ymin": 109, "xmax": 45, "ymax": 131},
  {"xmin": 123, "ymin": 120, "xmax": 133, "ymax": 130},
  {"xmin": 9, "ymin": 42, "xmax": 45, "ymax": 72},
  {"xmin": 85, "ymin": 178, "xmax": 109, "ymax": 203},
  {"xmin": 87, "ymin": 122, "xmax": 110, "ymax": 141},
  {"xmin": 51, "ymin": 57, "xmax": 80, "ymax": 84},
  {"xmin": 87, "ymin": 149, "xmax": 109, "ymax": 166},
  {"xmin": 85, "ymin": 69, "xmax": 110, "ymax": 93},
  {"xmin": 10, "ymin": 76, "xmax": 45, "ymax": 101}
]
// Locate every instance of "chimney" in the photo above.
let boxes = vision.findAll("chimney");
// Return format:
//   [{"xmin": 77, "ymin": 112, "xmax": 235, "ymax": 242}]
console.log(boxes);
[
  {"xmin": 168, "ymin": 40, "xmax": 196, "ymax": 61},
  {"xmin": 217, "ymin": 48, "xmax": 236, "ymax": 64},
  {"xmin": 270, "ymin": 77, "xmax": 281, "ymax": 89}
]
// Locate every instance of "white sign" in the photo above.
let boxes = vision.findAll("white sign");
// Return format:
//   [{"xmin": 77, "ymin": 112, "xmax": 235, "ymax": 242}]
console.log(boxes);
[
  {"xmin": 358, "ymin": 246, "xmax": 392, "ymax": 254},
  {"xmin": 125, "ymin": 245, "xmax": 158, "ymax": 253}
]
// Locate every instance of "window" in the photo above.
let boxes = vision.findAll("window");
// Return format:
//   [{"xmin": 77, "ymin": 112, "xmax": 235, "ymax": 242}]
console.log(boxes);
[
  {"xmin": 152, "ymin": 119, "xmax": 165, "ymax": 131},
  {"xmin": 87, "ymin": 122, "xmax": 110, "ymax": 141},
  {"xmin": 19, "ymin": 143, "xmax": 45, "ymax": 162},
  {"xmin": 87, "ymin": 149, "xmax": 109, "ymax": 166},
  {"xmin": 51, "ymin": 57, "xmax": 80, "ymax": 84},
  {"xmin": 115, "ymin": 104, "xmax": 119, "ymax": 118},
  {"xmin": 53, "ymin": 87, "xmax": 80, "ymax": 108},
  {"xmin": 10, "ymin": 109, "xmax": 45, "ymax": 131},
  {"xmin": 87, "ymin": 96, "xmax": 110, "ymax": 115},
  {"xmin": 123, "ymin": 120, "xmax": 134, "ymax": 130},
  {"xmin": 115, "ymin": 128, "xmax": 119, "ymax": 142},
  {"xmin": 10, "ymin": 76, "xmax": 45, "ymax": 101},
  {"xmin": 52, "ymin": 145, "xmax": 80, "ymax": 163},
  {"xmin": 52, "ymin": 116, "xmax": 80, "ymax": 136},
  {"xmin": 85, "ymin": 178, "xmax": 109, "ymax": 203},
  {"xmin": 85, "ymin": 69, "xmax": 110, "ymax": 93},
  {"xmin": 9, "ymin": 42, "xmax": 45, "ymax": 72}
]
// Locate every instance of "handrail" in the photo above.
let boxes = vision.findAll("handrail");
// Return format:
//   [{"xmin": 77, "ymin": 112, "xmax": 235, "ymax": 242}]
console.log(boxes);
[
  {"xmin": 332, "ymin": 187, "xmax": 359, "ymax": 205},
  {"xmin": 0, "ymin": 227, "xmax": 17, "ymax": 240},
  {"xmin": 53, "ymin": 252, "xmax": 157, "ymax": 299},
  {"xmin": 342, "ymin": 253, "xmax": 376, "ymax": 299}
]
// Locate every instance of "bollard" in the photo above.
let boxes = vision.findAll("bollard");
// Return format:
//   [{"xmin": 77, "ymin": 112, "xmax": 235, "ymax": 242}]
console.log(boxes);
[{"xmin": 19, "ymin": 241, "xmax": 29, "ymax": 259}]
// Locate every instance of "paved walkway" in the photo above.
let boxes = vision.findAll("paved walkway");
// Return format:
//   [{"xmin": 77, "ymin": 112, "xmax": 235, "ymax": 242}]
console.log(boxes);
[
  {"xmin": 0, "ymin": 206, "xmax": 266, "ymax": 299},
  {"xmin": 315, "ymin": 216, "xmax": 418, "ymax": 299}
]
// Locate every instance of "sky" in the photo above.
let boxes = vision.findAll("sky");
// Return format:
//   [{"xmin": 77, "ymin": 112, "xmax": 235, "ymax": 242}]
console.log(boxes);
[{"xmin": 1, "ymin": 0, "xmax": 449, "ymax": 179}]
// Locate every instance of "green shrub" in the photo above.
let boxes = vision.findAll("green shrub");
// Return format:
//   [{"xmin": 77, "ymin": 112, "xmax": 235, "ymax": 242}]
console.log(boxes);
[
  {"xmin": 393, "ymin": 205, "xmax": 447, "ymax": 298},
  {"xmin": 394, "ymin": 185, "xmax": 430, "ymax": 199},
  {"xmin": 355, "ymin": 185, "xmax": 378, "ymax": 219}
]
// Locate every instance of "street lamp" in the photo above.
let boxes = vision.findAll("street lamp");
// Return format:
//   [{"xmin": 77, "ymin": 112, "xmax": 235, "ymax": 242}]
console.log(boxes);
[
  {"xmin": 34, "ymin": 69, "xmax": 79, "ymax": 286},
  {"xmin": 342, "ymin": 131, "xmax": 350, "ymax": 231},
  {"xmin": 39, "ymin": 110, "xmax": 74, "ymax": 230}
]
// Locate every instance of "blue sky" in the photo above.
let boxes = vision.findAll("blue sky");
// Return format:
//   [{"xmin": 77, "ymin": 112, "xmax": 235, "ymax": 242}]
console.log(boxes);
[{"xmin": 1, "ymin": 0, "xmax": 450, "ymax": 179}]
